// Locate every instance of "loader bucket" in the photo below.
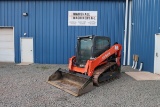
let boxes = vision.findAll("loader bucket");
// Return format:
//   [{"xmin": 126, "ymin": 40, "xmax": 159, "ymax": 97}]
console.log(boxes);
[{"xmin": 47, "ymin": 68, "xmax": 94, "ymax": 96}]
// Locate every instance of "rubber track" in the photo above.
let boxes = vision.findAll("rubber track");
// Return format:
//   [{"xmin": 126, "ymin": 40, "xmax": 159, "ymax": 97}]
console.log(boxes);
[{"xmin": 93, "ymin": 62, "xmax": 117, "ymax": 86}]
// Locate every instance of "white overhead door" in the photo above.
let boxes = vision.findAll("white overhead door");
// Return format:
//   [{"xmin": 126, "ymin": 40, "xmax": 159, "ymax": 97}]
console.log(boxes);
[{"xmin": 0, "ymin": 28, "xmax": 14, "ymax": 62}]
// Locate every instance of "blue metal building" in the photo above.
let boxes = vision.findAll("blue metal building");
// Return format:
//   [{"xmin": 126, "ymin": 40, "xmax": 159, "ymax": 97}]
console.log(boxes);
[
  {"xmin": 0, "ymin": 0, "xmax": 125, "ymax": 63},
  {"xmin": 130, "ymin": 0, "xmax": 160, "ymax": 72},
  {"xmin": 0, "ymin": 0, "xmax": 159, "ymax": 73}
]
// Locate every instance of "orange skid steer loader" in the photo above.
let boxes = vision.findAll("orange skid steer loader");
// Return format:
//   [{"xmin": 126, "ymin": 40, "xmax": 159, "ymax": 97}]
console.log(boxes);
[{"xmin": 48, "ymin": 35, "xmax": 122, "ymax": 96}]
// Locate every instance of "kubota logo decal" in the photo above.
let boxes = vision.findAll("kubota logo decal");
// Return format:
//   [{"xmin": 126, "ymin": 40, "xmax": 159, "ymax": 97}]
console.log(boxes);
[{"xmin": 102, "ymin": 52, "xmax": 111, "ymax": 60}]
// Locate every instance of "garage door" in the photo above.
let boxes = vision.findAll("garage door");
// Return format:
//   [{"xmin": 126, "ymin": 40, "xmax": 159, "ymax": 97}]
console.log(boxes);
[{"xmin": 0, "ymin": 28, "xmax": 14, "ymax": 62}]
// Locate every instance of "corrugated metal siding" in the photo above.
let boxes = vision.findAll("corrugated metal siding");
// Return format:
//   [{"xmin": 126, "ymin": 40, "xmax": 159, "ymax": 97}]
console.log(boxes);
[
  {"xmin": 131, "ymin": 0, "xmax": 160, "ymax": 72},
  {"xmin": 0, "ymin": 0, "xmax": 125, "ymax": 64}
]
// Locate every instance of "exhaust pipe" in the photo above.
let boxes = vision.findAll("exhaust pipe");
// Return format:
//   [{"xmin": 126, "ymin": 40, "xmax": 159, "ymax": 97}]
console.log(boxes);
[{"xmin": 139, "ymin": 62, "xmax": 143, "ymax": 71}]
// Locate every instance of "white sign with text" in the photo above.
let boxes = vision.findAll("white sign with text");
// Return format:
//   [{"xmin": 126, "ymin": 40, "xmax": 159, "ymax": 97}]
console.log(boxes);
[{"xmin": 68, "ymin": 11, "xmax": 97, "ymax": 26}]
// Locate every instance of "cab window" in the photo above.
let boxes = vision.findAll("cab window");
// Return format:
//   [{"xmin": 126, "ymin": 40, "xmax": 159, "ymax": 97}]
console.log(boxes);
[{"xmin": 95, "ymin": 38, "xmax": 109, "ymax": 50}]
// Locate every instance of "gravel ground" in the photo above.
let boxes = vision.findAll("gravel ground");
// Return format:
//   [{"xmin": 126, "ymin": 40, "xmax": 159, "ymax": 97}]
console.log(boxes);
[{"xmin": 0, "ymin": 63, "xmax": 160, "ymax": 107}]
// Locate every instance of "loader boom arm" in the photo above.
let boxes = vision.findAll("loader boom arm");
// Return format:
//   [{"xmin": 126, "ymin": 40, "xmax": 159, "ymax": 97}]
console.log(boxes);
[{"xmin": 69, "ymin": 44, "xmax": 122, "ymax": 77}]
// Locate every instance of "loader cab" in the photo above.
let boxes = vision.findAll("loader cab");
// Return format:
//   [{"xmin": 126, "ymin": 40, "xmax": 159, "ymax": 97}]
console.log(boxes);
[{"xmin": 76, "ymin": 35, "xmax": 110, "ymax": 67}]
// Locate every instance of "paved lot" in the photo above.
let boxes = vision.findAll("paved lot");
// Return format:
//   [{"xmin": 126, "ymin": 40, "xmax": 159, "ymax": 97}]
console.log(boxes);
[{"xmin": 0, "ymin": 63, "xmax": 160, "ymax": 107}]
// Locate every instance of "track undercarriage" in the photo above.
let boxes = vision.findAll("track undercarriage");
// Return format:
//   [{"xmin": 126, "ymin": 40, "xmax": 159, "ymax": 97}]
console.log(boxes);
[{"xmin": 93, "ymin": 62, "xmax": 120, "ymax": 86}]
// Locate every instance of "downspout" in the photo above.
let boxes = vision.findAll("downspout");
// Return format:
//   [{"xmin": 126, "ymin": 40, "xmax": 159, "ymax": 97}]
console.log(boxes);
[
  {"xmin": 127, "ymin": 0, "xmax": 132, "ymax": 65},
  {"xmin": 123, "ymin": 0, "xmax": 129, "ymax": 65}
]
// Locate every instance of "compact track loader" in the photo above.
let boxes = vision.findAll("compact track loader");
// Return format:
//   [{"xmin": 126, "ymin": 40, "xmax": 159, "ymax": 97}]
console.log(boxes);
[{"xmin": 48, "ymin": 35, "xmax": 122, "ymax": 96}]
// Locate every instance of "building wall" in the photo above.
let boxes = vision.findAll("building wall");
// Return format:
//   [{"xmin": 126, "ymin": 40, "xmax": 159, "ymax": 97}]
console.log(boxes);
[
  {"xmin": 0, "ymin": 0, "xmax": 125, "ymax": 64},
  {"xmin": 131, "ymin": 0, "xmax": 160, "ymax": 72}
]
